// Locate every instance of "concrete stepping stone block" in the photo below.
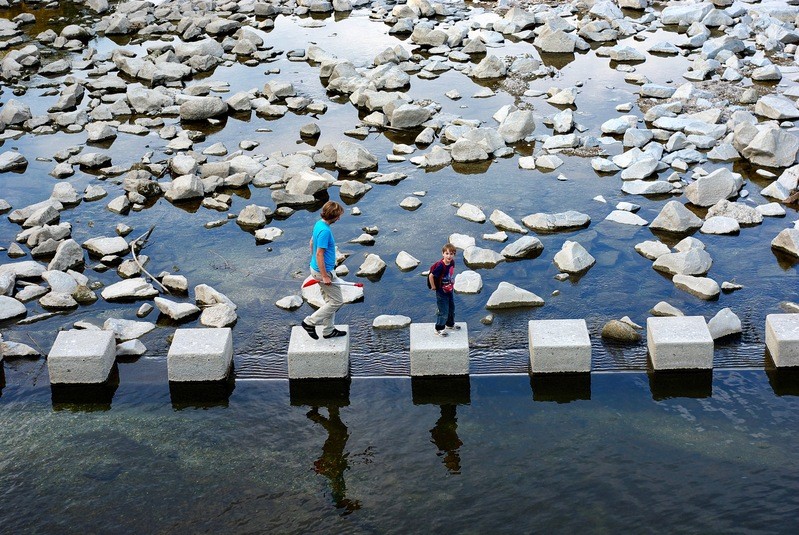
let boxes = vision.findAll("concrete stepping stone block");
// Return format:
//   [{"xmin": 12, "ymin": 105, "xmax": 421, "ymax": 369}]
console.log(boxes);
[
  {"xmin": 647, "ymin": 316, "xmax": 713, "ymax": 370},
  {"xmin": 410, "ymin": 322, "xmax": 469, "ymax": 376},
  {"xmin": 766, "ymin": 314, "xmax": 799, "ymax": 367},
  {"xmin": 48, "ymin": 329, "xmax": 116, "ymax": 384},
  {"xmin": 167, "ymin": 327, "xmax": 233, "ymax": 382},
  {"xmin": 528, "ymin": 319, "xmax": 591, "ymax": 374},
  {"xmin": 288, "ymin": 325, "xmax": 350, "ymax": 379}
]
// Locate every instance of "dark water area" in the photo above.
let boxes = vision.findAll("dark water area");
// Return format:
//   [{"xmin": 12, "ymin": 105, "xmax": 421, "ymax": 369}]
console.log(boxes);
[{"xmin": 1, "ymin": 360, "xmax": 798, "ymax": 533}]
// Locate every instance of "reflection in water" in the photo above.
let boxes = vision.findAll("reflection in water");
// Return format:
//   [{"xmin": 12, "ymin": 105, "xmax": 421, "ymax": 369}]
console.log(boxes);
[
  {"xmin": 530, "ymin": 373, "xmax": 591, "ymax": 403},
  {"xmin": 429, "ymin": 404, "xmax": 463, "ymax": 475},
  {"xmin": 306, "ymin": 406, "xmax": 361, "ymax": 515},
  {"xmin": 766, "ymin": 367, "xmax": 799, "ymax": 397},
  {"xmin": 169, "ymin": 377, "xmax": 235, "ymax": 410},
  {"xmin": 50, "ymin": 366, "xmax": 119, "ymax": 411},
  {"xmin": 648, "ymin": 370, "xmax": 713, "ymax": 400}
]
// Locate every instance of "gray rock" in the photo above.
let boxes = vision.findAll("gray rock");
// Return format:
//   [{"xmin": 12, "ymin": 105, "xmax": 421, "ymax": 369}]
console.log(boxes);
[
  {"xmin": 772, "ymin": 228, "xmax": 799, "ymax": 258},
  {"xmin": 490, "ymin": 209, "xmax": 526, "ymax": 234},
  {"xmin": 165, "ymin": 175, "xmax": 204, "ymax": 202},
  {"xmin": 101, "ymin": 278, "xmax": 159, "ymax": 301},
  {"xmin": 471, "ymin": 54, "xmax": 507, "ymax": 79},
  {"xmin": 553, "ymin": 241, "xmax": 595, "ymax": 274},
  {"xmin": 372, "ymin": 314, "xmax": 411, "ymax": 329},
  {"xmin": 673, "ymin": 274, "xmax": 720, "ymax": 300},
  {"xmin": 498, "ymin": 110, "xmax": 535, "ymax": 143},
  {"xmin": 336, "ymin": 141, "xmax": 377, "ymax": 171},
  {"xmin": 685, "ymin": 168, "xmax": 744, "ymax": 207},
  {"xmin": 117, "ymin": 339, "xmax": 146, "ymax": 357},
  {"xmin": 501, "ymin": 236, "xmax": 544, "ymax": 259},
  {"xmin": 180, "ymin": 96, "xmax": 228, "ymax": 121},
  {"xmin": 0, "ymin": 295, "xmax": 26, "ymax": 321},
  {"xmin": 356, "ymin": 254, "xmax": 387, "ymax": 277},
  {"xmin": 653, "ymin": 249, "xmax": 713, "ymax": 276},
  {"xmin": 700, "ymin": 216, "xmax": 740, "ymax": 235},
  {"xmin": 741, "ymin": 126, "xmax": 799, "ymax": 168},
  {"xmin": 522, "ymin": 211, "xmax": 590, "ymax": 231},
  {"xmin": 463, "ymin": 246, "xmax": 505, "ymax": 268},
  {"xmin": 199, "ymin": 303, "xmax": 237, "ymax": 327},
  {"xmin": 103, "ymin": 317, "xmax": 156, "ymax": 341},
  {"xmin": 485, "ymin": 282, "xmax": 544, "ymax": 309},
  {"xmin": 708, "ymin": 307, "xmax": 741, "ymax": 339},
  {"xmin": 154, "ymin": 297, "xmax": 200, "ymax": 321},
  {"xmin": 39, "ymin": 292, "xmax": 78, "ymax": 310},
  {"xmin": 601, "ymin": 320, "xmax": 641, "ymax": 342},
  {"xmin": 237, "ymin": 204, "xmax": 268, "ymax": 228},
  {"xmin": 195, "ymin": 284, "xmax": 236, "ymax": 309},
  {"xmin": 82, "ymin": 236, "xmax": 128, "ymax": 258},
  {"xmin": 649, "ymin": 201, "xmax": 703, "ymax": 233},
  {"xmin": 755, "ymin": 95, "xmax": 799, "ymax": 120},
  {"xmin": 456, "ymin": 203, "xmax": 486, "ymax": 223},
  {"xmin": 0, "ymin": 151, "xmax": 27, "ymax": 172},
  {"xmin": 395, "ymin": 251, "xmax": 420, "ymax": 270},
  {"xmin": 276, "ymin": 295, "xmax": 303, "ymax": 310},
  {"xmin": 635, "ymin": 240, "xmax": 671, "ymax": 260}
]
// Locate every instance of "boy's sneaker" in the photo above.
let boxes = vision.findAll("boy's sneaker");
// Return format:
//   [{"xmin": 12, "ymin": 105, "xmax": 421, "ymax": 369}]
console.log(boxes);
[
  {"xmin": 445, "ymin": 325, "xmax": 461, "ymax": 331},
  {"xmin": 434, "ymin": 329, "xmax": 448, "ymax": 337}
]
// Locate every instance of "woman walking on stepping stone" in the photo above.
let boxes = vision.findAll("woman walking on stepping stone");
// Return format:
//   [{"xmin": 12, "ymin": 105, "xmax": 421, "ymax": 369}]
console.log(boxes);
[{"xmin": 302, "ymin": 201, "xmax": 347, "ymax": 339}]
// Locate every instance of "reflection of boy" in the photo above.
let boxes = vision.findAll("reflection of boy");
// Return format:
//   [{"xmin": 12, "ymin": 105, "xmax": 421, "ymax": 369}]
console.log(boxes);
[
  {"xmin": 302, "ymin": 201, "xmax": 347, "ymax": 340},
  {"xmin": 428, "ymin": 243, "xmax": 460, "ymax": 336}
]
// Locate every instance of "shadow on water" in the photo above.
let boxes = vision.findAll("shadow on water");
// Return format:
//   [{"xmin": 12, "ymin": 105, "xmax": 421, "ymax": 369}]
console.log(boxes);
[
  {"xmin": 0, "ymin": 365, "xmax": 4, "ymax": 397},
  {"xmin": 50, "ymin": 365, "xmax": 120, "ymax": 412},
  {"xmin": 169, "ymin": 374, "xmax": 236, "ymax": 410},
  {"xmin": 647, "ymin": 370, "xmax": 713, "ymax": 400},
  {"xmin": 290, "ymin": 378, "xmax": 360, "ymax": 515},
  {"xmin": 412, "ymin": 376, "xmax": 470, "ymax": 476},
  {"xmin": 530, "ymin": 373, "xmax": 591, "ymax": 403}
]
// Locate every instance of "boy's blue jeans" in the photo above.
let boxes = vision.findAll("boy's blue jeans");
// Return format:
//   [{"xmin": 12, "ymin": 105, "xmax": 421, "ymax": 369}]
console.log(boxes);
[{"xmin": 435, "ymin": 291, "xmax": 455, "ymax": 331}]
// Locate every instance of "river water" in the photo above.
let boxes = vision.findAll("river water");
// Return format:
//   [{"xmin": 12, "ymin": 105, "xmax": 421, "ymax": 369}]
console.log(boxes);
[{"xmin": 1, "ymin": 1, "xmax": 799, "ymax": 530}]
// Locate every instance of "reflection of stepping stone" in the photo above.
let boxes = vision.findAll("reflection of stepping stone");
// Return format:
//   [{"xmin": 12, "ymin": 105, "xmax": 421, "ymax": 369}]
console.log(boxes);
[
  {"xmin": 288, "ymin": 325, "xmax": 350, "ymax": 379},
  {"xmin": 168, "ymin": 328, "xmax": 233, "ymax": 382},
  {"xmin": 48, "ymin": 330, "xmax": 116, "ymax": 384},
  {"xmin": 766, "ymin": 314, "xmax": 799, "ymax": 367},
  {"xmin": 647, "ymin": 316, "xmax": 713, "ymax": 371},
  {"xmin": 528, "ymin": 319, "xmax": 591, "ymax": 374},
  {"xmin": 410, "ymin": 322, "xmax": 469, "ymax": 377}
]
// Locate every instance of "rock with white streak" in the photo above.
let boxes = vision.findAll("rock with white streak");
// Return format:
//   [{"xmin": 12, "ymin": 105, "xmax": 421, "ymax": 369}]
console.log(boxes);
[
  {"xmin": 707, "ymin": 307, "xmax": 741, "ymax": 339},
  {"xmin": 454, "ymin": 270, "xmax": 482, "ymax": 293},
  {"xmin": 485, "ymin": 282, "xmax": 544, "ymax": 309},
  {"xmin": 553, "ymin": 241, "xmax": 595, "ymax": 274}
]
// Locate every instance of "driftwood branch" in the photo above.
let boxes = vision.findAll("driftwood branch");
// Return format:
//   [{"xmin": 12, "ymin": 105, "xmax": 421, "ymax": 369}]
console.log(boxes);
[{"xmin": 129, "ymin": 226, "xmax": 170, "ymax": 294}]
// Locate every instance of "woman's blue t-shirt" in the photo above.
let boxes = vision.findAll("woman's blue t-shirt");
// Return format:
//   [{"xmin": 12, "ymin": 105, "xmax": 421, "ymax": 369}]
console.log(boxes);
[{"xmin": 310, "ymin": 219, "xmax": 336, "ymax": 272}]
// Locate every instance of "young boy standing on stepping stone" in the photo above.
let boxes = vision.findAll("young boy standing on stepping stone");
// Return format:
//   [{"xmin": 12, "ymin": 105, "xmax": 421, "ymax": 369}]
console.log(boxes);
[
  {"xmin": 302, "ymin": 201, "xmax": 347, "ymax": 340},
  {"xmin": 428, "ymin": 243, "xmax": 459, "ymax": 337}
]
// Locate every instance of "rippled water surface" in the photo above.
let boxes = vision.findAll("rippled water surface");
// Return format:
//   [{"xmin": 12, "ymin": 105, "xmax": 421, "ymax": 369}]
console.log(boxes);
[{"xmin": 1, "ymin": 362, "xmax": 798, "ymax": 533}]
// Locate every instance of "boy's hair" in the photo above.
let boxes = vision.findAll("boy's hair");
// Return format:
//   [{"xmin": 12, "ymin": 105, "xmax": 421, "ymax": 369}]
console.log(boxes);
[
  {"xmin": 321, "ymin": 201, "xmax": 344, "ymax": 221},
  {"xmin": 442, "ymin": 243, "xmax": 456, "ymax": 254}
]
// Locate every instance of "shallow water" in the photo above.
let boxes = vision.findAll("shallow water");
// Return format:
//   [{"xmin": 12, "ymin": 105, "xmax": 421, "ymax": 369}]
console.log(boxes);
[
  {"xmin": 1, "ymin": 360, "xmax": 798, "ymax": 533},
  {"xmin": 2, "ymin": 6, "xmax": 799, "ymax": 376}
]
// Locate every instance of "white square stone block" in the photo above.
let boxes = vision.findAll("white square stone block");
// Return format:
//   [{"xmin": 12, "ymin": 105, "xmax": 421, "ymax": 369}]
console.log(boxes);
[
  {"xmin": 647, "ymin": 316, "xmax": 713, "ymax": 370},
  {"xmin": 48, "ymin": 330, "xmax": 116, "ymax": 384},
  {"xmin": 528, "ymin": 319, "xmax": 591, "ymax": 374},
  {"xmin": 410, "ymin": 322, "xmax": 469, "ymax": 376},
  {"xmin": 168, "ymin": 327, "xmax": 233, "ymax": 382},
  {"xmin": 766, "ymin": 314, "xmax": 799, "ymax": 367},
  {"xmin": 287, "ymin": 325, "xmax": 350, "ymax": 379}
]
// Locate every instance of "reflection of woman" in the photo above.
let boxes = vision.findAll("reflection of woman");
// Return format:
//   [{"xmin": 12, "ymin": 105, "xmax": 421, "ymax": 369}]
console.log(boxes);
[
  {"xmin": 307, "ymin": 406, "xmax": 361, "ymax": 514},
  {"xmin": 430, "ymin": 404, "xmax": 463, "ymax": 475}
]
